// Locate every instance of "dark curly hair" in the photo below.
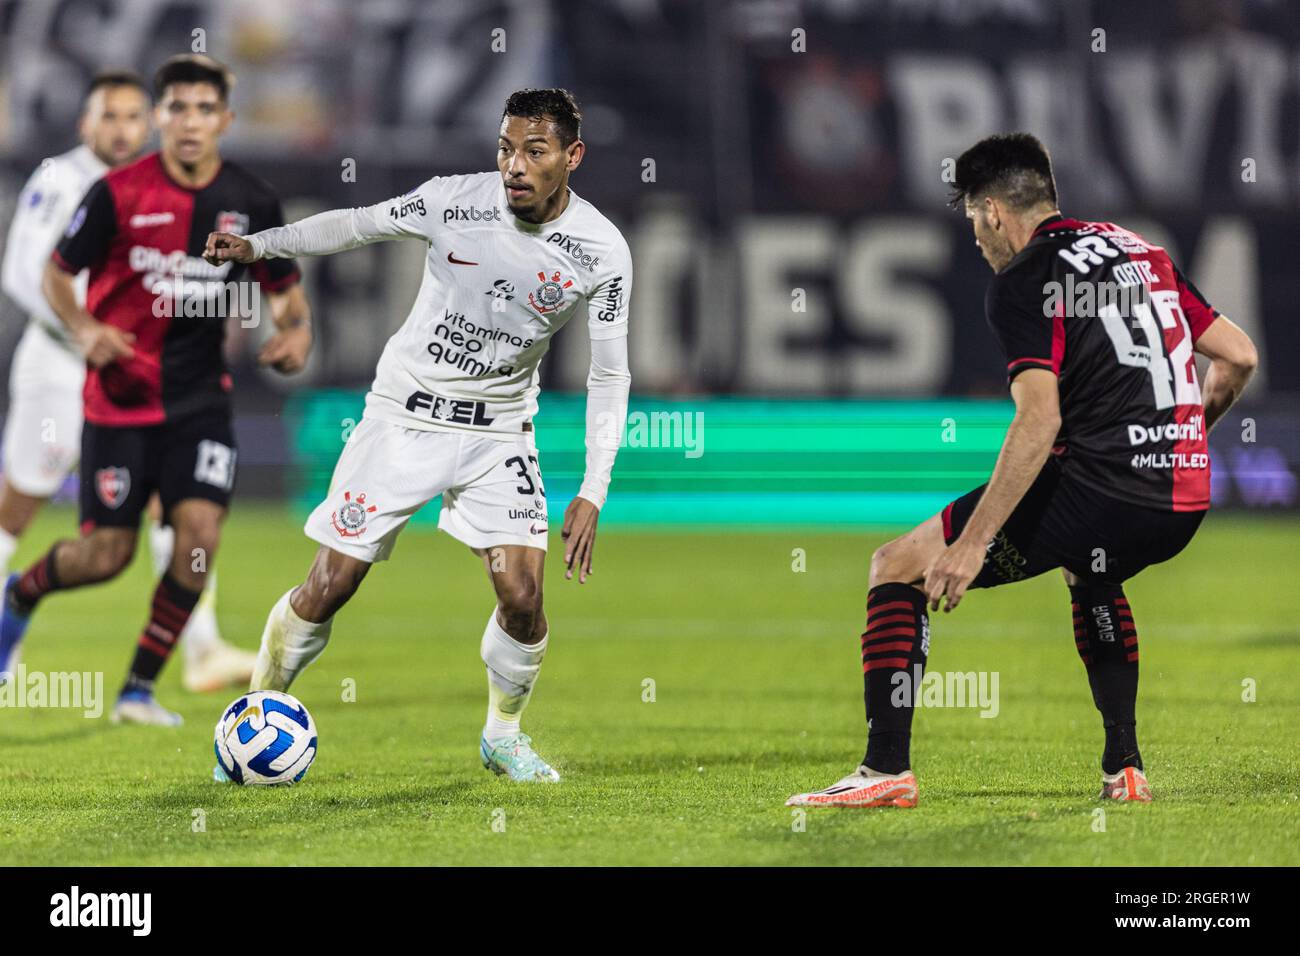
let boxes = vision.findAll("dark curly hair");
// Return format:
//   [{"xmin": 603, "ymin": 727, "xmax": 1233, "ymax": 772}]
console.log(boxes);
[
  {"xmin": 949, "ymin": 132, "xmax": 1057, "ymax": 211},
  {"xmin": 503, "ymin": 88, "xmax": 582, "ymax": 146}
]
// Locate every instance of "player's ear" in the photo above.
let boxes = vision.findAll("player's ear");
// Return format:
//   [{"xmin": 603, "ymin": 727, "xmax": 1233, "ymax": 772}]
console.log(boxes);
[
  {"xmin": 218, "ymin": 107, "xmax": 235, "ymax": 135},
  {"xmin": 984, "ymin": 195, "xmax": 1001, "ymax": 230},
  {"xmin": 566, "ymin": 139, "xmax": 585, "ymax": 173}
]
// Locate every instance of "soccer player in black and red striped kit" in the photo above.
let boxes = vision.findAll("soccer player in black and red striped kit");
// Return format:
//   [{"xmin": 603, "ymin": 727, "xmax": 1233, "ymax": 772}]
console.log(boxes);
[
  {"xmin": 0, "ymin": 55, "xmax": 313, "ymax": 725},
  {"xmin": 788, "ymin": 134, "xmax": 1259, "ymax": 808}
]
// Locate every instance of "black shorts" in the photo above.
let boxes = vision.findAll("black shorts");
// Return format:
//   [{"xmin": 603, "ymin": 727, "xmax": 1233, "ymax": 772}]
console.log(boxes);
[
  {"xmin": 80, "ymin": 410, "xmax": 238, "ymax": 531},
  {"xmin": 941, "ymin": 456, "xmax": 1206, "ymax": 588}
]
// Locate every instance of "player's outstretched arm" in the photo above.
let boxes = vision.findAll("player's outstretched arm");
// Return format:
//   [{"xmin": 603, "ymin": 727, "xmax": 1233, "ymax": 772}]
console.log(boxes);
[
  {"xmin": 204, "ymin": 187, "xmax": 439, "ymax": 267},
  {"xmin": 1195, "ymin": 315, "xmax": 1258, "ymax": 433},
  {"xmin": 924, "ymin": 368, "xmax": 1060, "ymax": 612},
  {"xmin": 562, "ymin": 334, "xmax": 631, "ymax": 584}
]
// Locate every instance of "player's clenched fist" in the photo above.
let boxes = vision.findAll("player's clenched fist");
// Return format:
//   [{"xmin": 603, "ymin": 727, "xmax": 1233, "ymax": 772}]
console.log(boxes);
[
  {"xmin": 204, "ymin": 231, "xmax": 256, "ymax": 265},
  {"xmin": 76, "ymin": 321, "xmax": 136, "ymax": 368}
]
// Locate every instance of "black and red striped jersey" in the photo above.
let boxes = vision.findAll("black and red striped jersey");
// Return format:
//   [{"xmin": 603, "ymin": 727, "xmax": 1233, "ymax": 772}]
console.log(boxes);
[
  {"xmin": 53, "ymin": 152, "xmax": 300, "ymax": 426},
  {"xmin": 985, "ymin": 214, "xmax": 1218, "ymax": 512}
]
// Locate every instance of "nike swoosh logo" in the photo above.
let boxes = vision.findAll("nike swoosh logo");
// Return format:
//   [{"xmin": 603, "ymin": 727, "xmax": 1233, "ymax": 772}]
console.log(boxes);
[{"xmin": 447, "ymin": 252, "xmax": 478, "ymax": 265}]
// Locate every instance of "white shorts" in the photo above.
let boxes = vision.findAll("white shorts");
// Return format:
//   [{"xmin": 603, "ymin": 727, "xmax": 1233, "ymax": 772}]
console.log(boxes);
[
  {"xmin": 304, "ymin": 416, "xmax": 549, "ymax": 563},
  {"xmin": 2, "ymin": 323, "xmax": 86, "ymax": 497}
]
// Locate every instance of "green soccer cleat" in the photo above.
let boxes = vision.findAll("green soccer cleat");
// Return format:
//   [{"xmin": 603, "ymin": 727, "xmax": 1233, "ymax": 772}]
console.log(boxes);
[{"xmin": 480, "ymin": 732, "xmax": 561, "ymax": 782}]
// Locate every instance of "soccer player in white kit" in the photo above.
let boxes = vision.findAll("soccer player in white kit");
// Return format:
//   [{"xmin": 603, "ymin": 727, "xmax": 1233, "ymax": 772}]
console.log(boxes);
[
  {"xmin": 0, "ymin": 70, "xmax": 253, "ymax": 692},
  {"xmin": 203, "ymin": 89, "xmax": 631, "ymax": 781}
]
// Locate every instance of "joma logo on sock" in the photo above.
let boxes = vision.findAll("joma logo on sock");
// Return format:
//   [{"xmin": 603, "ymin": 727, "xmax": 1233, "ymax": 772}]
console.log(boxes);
[
  {"xmin": 49, "ymin": 885, "xmax": 151, "ymax": 936},
  {"xmin": 1091, "ymin": 605, "xmax": 1116, "ymax": 643}
]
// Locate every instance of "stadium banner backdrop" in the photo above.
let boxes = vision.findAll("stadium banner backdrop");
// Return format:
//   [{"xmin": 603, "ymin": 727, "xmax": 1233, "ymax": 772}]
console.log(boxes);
[
  {"xmin": 284, "ymin": 391, "xmax": 1300, "ymax": 526},
  {"xmin": 2, "ymin": 0, "xmax": 1300, "ymax": 401}
]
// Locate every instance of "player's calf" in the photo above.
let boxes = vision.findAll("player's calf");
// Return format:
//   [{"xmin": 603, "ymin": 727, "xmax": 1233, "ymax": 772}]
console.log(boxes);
[
  {"xmin": 9, "ymin": 529, "xmax": 137, "ymax": 617},
  {"xmin": 480, "ymin": 546, "xmax": 549, "ymax": 756},
  {"xmin": 0, "ymin": 481, "xmax": 47, "ymax": 576},
  {"xmin": 166, "ymin": 499, "xmax": 224, "ymax": 591},
  {"xmin": 250, "ymin": 546, "xmax": 368, "ymax": 691},
  {"xmin": 1069, "ymin": 580, "xmax": 1144, "ymax": 777}
]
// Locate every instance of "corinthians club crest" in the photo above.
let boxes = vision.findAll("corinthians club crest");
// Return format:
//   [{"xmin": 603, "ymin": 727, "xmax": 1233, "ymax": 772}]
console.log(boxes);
[
  {"xmin": 331, "ymin": 490, "xmax": 377, "ymax": 538},
  {"xmin": 528, "ymin": 270, "xmax": 574, "ymax": 314}
]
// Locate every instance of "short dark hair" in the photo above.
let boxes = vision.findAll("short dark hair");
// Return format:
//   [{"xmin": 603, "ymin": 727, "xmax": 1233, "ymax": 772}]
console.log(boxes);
[
  {"xmin": 85, "ymin": 70, "xmax": 150, "ymax": 102},
  {"xmin": 502, "ymin": 88, "xmax": 581, "ymax": 146},
  {"xmin": 153, "ymin": 54, "xmax": 234, "ymax": 102},
  {"xmin": 949, "ymin": 132, "xmax": 1058, "ymax": 211}
]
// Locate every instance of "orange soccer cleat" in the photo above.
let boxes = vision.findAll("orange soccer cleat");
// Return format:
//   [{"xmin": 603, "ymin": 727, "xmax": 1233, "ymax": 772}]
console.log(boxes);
[
  {"xmin": 786, "ymin": 766, "xmax": 918, "ymax": 808},
  {"xmin": 1100, "ymin": 766, "xmax": 1152, "ymax": 802}
]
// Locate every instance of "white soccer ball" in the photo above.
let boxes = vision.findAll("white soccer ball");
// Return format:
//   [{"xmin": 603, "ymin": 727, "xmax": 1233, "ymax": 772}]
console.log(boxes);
[{"xmin": 214, "ymin": 690, "xmax": 317, "ymax": 786}]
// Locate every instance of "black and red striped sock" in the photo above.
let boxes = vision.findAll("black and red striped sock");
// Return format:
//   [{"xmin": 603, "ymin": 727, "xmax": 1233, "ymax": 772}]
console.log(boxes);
[
  {"xmin": 1070, "ymin": 583, "xmax": 1142, "ymax": 775},
  {"xmin": 121, "ymin": 573, "xmax": 202, "ymax": 694},
  {"xmin": 861, "ymin": 582, "xmax": 930, "ymax": 775},
  {"xmin": 10, "ymin": 542, "xmax": 67, "ymax": 613}
]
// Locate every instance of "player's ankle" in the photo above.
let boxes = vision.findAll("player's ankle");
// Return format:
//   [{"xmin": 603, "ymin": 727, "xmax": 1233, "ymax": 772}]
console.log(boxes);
[{"xmin": 484, "ymin": 714, "xmax": 522, "ymax": 742}]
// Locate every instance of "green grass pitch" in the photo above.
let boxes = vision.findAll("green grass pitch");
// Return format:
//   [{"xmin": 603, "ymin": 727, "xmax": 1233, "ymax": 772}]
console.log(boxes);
[{"xmin": 0, "ymin": 506, "xmax": 1296, "ymax": 866}]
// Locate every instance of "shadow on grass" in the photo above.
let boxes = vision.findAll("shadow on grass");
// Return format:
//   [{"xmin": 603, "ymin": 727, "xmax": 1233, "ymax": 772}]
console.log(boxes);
[
  {"xmin": 135, "ymin": 777, "xmax": 485, "ymax": 812},
  {"xmin": 0, "ymin": 722, "xmax": 114, "ymax": 746}
]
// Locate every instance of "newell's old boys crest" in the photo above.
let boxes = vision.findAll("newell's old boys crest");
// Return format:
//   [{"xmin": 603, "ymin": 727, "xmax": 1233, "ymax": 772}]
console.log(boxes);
[
  {"xmin": 528, "ymin": 270, "xmax": 574, "ymax": 314},
  {"xmin": 331, "ymin": 490, "xmax": 377, "ymax": 538},
  {"xmin": 215, "ymin": 210, "xmax": 250, "ymax": 235},
  {"xmin": 95, "ymin": 467, "xmax": 130, "ymax": 509}
]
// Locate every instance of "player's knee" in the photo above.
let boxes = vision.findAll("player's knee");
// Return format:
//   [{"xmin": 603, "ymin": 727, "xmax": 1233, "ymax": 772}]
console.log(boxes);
[
  {"xmin": 497, "ymin": 574, "xmax": 543, "ymax": 638},
  {"xmin": 869, "ymin": 540, "xmax": 902, "ymax": 588}
]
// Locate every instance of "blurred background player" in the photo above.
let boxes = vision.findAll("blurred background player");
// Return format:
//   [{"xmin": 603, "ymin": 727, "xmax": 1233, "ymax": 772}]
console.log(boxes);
[
  {"xmin": 0, "ymin": 70, "xmax": 246, "ymax": 693},
  {"xmin": 787, "ymin": 134, "xmax": 1258, "ymax": 809},
  {"xmin": 203, "ymin": 88, "xmax": 631, "ymax": 782},
  {"xmin": 0, "ymin": 55, "xmax": 313, "ymax": 723}
]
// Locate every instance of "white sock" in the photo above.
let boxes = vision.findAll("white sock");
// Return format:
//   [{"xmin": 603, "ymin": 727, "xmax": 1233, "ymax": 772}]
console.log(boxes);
[
  {"xmin": 181, "ymin": 569, "xmax": 222, "ymax": 665},
  {"xmin": 251, "ymin": 589, "xmax": 332, "ymax": 691},
  {"xmin": 0, "ymin": 528, "xmax": 18, "ymax": 578},
  {"xmin": 148, "ymin": 520, "xmax": 174, "ymax": 579},
  {"xmin": 480, "ymin": 608, "xmax": 547, "ymax": 742}
]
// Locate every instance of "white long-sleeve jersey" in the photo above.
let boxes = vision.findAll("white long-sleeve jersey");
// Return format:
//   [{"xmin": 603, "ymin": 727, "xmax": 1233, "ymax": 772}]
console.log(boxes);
[
  {"xmin": 247, "ymin": 171, "xmax": 631, "ymax": 508},
  {"xmin": 2, "ymin": 145, "xmax": 106, "ymax": 348}
]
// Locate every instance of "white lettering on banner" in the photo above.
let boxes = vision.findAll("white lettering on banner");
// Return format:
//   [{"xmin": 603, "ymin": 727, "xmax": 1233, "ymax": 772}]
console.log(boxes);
[
  {"xmin": 840, "ymin": 218, "xmax": 950, "ymax": 392},
  {"xmin": 889, "ymin": 55, "xmax": 1002, "ymax": 206},
  {"xmin": 1100, "ymin": 48, "xmax": 1226, "ymax": 206},
  {"xmin": 739, "ymin": 219, "xmax": 835, "ymax": 391}
]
